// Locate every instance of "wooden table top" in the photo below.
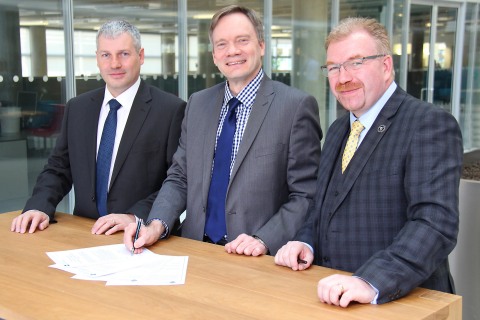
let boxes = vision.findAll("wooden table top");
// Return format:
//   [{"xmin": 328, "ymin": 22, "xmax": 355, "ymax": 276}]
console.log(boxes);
[{"xmin": 0, "ymin": 211, "xmax": 461, "ymax": 319}]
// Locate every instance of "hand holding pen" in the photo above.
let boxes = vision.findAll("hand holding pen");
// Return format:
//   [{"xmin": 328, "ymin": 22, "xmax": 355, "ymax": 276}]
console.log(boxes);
[
  {"xmin": 131, "ymin": 218, "xmax": 143, "ymax": 255},
  {"xmin": 124, "ymin": 218, "xmax": 166, "ymax": 254}
]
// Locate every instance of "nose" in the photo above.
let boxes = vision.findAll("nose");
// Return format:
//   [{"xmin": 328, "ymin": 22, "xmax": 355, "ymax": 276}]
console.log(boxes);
[
  {"xmin": 337, "ymin": 65, "xmax": 352, "ymax": 83},
  {"xmin": 110, "ymin": 55, "xmax": 121, "ymax": 69},
  {"xmin": 226, "ymin": 43, "xmax": 240, "ymax": 56}
]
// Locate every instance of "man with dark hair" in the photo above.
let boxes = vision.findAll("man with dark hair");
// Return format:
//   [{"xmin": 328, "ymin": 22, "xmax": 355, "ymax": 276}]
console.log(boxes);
[{"xmin": 124, "ymin": 5, "xmax": 322, "ymax": 256}]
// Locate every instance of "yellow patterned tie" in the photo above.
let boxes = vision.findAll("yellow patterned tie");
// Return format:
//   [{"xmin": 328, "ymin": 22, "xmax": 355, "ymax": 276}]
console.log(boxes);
[{"xmin": 342, "ymin": 120, "xmax": 364, "ymax": 173}]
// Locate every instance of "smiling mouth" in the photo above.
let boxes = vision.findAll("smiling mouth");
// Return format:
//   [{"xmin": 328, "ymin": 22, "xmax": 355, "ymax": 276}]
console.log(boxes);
[{"xmin": 226, "ymin": 60, "xmax": 246, "ymax": 66}]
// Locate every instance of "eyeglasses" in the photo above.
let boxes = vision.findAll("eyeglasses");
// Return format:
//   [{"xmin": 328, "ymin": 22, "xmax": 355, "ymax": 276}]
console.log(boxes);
[{"xmin": 320, "ymin": 54, "xmax": 386, "ymax": 77}]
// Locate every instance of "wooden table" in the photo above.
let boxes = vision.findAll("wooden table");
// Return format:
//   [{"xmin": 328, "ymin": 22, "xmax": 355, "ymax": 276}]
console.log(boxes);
[{"xmin": 1, "ymin": 211, "xmax": 461, "ymax": 319}]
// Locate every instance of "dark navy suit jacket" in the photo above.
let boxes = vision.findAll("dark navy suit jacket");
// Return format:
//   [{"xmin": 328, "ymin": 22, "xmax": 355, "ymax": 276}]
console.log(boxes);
[{"xmin": 24, "ymin": 80, "xmax": 186, "ymax": 220}]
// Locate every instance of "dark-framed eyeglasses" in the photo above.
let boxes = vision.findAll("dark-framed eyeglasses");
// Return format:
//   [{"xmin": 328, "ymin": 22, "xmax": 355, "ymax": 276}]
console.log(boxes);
[{"xmin": 320, "ymin": 54, "xmax": 387, "ymax": 77}]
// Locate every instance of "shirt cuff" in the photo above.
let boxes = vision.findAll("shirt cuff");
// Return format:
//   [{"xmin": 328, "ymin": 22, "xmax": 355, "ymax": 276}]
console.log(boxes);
[
  {"xmin": 302, "ymin": 242, "xmax": 314, "ymax": 254},
  {"xmin": 353, "ymin": 276, "xmax": 379, "ymax": 304},
  {"xmin": 252, "ymin": 235, "xmax": 269, "ymax": 254},
  {"xmin": 146, "ymin": 218, "xmax": 169, "ymax": 239}
]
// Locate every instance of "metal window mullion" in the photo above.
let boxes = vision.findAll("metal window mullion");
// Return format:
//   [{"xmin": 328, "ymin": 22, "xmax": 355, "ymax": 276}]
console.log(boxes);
[
  {"xmin": 63, "ymin": 0, "xmax": 76, "ymax": 214},
  {"xmin": 178, "ymin": 0, "xmax": 188, "ymax": 101},
  {"xmin": 451, "ymin": 2, "xmax": 466, "ymax": 122},
  {"xmin": 63, "ymin": 0, "xmax": 75, "ymax": 101},
  {"xmin": 427, "ymin": 5, "xmax": 438, "ymax": 103},
  {"xmin": 328, "ymin": 0, "xmax": 340, "ymax": 125},
  {"xmin": 263, "ymin": 0, "xmax": 272, "ymax": 78},
  {"xmin": 464, "ymin": 3, "xmax": 479, "ymax": 150},
  {"xmin": 400, "ymin": 0, "xmax": 410, "ymax": 90}
]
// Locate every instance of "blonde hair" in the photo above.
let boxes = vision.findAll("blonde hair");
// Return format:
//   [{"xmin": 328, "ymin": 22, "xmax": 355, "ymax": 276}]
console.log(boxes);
[{"xmin": 325, "ymin": 17, "xmax": 392, "ymax": 56}]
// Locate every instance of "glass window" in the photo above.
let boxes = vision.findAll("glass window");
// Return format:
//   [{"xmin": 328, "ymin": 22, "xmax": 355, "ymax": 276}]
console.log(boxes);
[
  {"xmin": 0, "ymin": 0, "xmax": 67, "ymax": 213},
  {"xmin": 185, "ymin": 0, "xmax": 263, "ymax": 96},
  {"xmin": 339, "ymin": 0, "xmax": 387, "ymax": 21},
  {"xmin": 283, "ymin": 0, "xmax": 330, "ymax": 130},
  {"xmin": 185, "ymin": 0, "xmax": 330, "ymax": 129},
  {"xmin": 1, "ymin": 0, "xmax": 480, "ymax": 217},
  {"xmin": 461, "ymin": 3, "xmax": 480, "ymax": 151},
  {"xmin": 72, "ymin": 0, "xmax": 179, "ymax": 96}
]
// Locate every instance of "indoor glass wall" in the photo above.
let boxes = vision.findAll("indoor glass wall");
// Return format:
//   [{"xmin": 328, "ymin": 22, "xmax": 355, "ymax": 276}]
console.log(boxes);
[
  {"xmin": 1, "ymin": 0, "xmax": 479, "ymax": 215},
  {"xmin": 0, "ymin": 0, "xmax": 67, "ymax": 213}
]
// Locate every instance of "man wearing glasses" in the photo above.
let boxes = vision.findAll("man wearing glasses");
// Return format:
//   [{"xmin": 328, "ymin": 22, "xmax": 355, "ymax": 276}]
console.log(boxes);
[{"xmin": 275, "ymin": 17, "xmax": 463, "ymax": 306}]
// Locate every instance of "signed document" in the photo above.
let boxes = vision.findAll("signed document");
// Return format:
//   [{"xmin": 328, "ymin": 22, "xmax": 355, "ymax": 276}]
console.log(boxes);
[{"xmin": 47, "ymin": 244, "xmax": 188, "ymax": 286}]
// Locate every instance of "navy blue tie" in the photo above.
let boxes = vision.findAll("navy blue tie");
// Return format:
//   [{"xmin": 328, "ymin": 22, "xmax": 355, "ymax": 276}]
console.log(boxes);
[
  {"xmin": 205, "ymin": 97, "xmax": 241, "ymax": 243},
  {"xmin": 96, "ymin": 99, "xmax": 122, "ymax": 216}
]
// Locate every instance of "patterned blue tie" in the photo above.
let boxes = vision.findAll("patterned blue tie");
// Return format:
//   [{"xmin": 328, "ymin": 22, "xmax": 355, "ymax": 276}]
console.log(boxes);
[
  {"xmin": 205, "ymin": 97, "xmax": 241, "ymax": 243},
  {"xmin": 96, "ymin": 99, "xmax": 122, "ymax": 216}
]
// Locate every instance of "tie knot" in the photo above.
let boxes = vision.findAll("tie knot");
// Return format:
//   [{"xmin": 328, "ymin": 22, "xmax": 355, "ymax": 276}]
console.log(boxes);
[
  {"xmin": 228, "ymin": 97, "xmax": 241, "ymax": 112},
  {"xmin": 351, "ymin": 120, "xmax": 364, "ymax": 134},
  {"xmin": 109, "ymin": 99, "xmax": 122, "ymax": 111}
]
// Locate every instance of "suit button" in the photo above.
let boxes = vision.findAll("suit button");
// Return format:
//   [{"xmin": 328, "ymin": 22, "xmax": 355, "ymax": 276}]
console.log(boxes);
[
  {"xmin": 334, "ymin": 191, "xmax": 339, "ymax": 196},
  {"xmin": 91, "ymin": 196, "xmax": 95, "ymax": 201},
  {"xmin": 323, "ymin": 256, "xmax": 330, "ymax": 262}
]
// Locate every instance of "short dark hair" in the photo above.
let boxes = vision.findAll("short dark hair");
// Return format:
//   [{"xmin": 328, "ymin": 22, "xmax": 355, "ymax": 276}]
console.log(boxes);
[{"xmin": 209, "ymin": 5, "xmax": 264, "ymax": 45}]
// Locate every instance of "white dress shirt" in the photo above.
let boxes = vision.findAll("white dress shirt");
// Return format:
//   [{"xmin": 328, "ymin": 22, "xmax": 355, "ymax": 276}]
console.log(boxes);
[{"xmin": 96, "ymin": 77, "xmax": 141, "ymax": 189}]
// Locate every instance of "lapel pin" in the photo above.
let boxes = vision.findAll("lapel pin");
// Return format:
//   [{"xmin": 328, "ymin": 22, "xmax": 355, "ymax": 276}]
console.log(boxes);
[{"xmin": 377, "ymin": 125, "xmax": 386, "ymax": 133}]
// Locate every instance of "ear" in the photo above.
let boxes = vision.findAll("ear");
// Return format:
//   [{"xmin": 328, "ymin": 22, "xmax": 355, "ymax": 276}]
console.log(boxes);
[
  {"xmin": 212, "ymin": 49, "xmax": 219, "ymax": 68},
  {"xmin": 139, "ymin": 48, "xmax": 145, "ymax": 65},
  {"xmin": 383, "ymin": 54, "xmax": 394, "ymax": 80},
  {"xmin": 259, "ymin": 41, "xmax": 265, "ymax": 57}
]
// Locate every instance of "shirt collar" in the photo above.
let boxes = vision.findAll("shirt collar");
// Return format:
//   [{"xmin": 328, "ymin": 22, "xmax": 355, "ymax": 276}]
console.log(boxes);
[
  {"xmin": 103, "ymin": 77, "xmax": 141, "ymax": 109},
  {"xmin": 223, "ymin": 68, "xmax": 264, "ymax": 106},
  {"xmin": 351, "ymin": 81, "xmax": 397, "ymax": 130}
]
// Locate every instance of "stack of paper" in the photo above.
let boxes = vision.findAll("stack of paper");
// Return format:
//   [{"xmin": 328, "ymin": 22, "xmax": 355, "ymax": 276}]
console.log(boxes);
[{"xmin": 47, "ymin": 244, "xmax": 188, "ymax": 286}]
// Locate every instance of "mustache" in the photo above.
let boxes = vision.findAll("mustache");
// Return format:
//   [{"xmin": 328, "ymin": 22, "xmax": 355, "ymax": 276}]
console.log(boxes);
[{"xmin": 335, "ymin": 82, "xmax": 363, "ymax": 92}]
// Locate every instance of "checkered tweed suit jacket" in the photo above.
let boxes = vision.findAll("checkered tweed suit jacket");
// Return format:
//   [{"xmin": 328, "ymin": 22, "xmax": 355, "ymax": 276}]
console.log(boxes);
[{"xmin": 295, "ymin": 86, "xmax": 463, "ymax": 304}]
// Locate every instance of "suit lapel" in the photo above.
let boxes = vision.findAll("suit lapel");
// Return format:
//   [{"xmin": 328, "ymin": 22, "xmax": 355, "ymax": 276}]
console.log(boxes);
[
  {"xmin": 229, "ymin": 78, "xmax": 274, "ymax": 184},
  {"xmin": 202, "ymin": 86, "xmax": 226, "ymax": 204},
  {"xmin": 330, "ymin": 88, "xmax": 405, "ymax": 214},
  {"xmin": 320, "ymin": 115, "xmax": 350, "ymax": 196},
  {"xmin": 87, "ymin": 89, "xmax": 105, "ymax": 193},
  {"xmin": 110, "ymin": 81, "xmax": 151, "ymax": 188}
]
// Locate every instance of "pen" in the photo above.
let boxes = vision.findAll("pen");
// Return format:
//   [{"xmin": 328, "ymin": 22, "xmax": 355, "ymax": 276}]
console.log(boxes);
[
  {"xmin": 131, "ymin": 218, "xmax": 143, "ymax": 255},
  {"xmin": 297, "ymin": 258, "xmax": 308, "ymax": 264}
]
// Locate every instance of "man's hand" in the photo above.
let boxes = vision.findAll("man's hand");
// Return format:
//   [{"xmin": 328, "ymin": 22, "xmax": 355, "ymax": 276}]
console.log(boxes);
[
  {"xmin": 317, "ymin": 274, "xmax": 376, "ymax": 307},
  {"xmin": 91, "ymin": 213, "xmax": 136, "ymax": 235},
  {"xmin": 225, "ymin": 233, "xmax": 267, "ymax": 256},
  {"xmin": 274, "ymin": 241, "xmax": 313, "ymax": 271},
  {"xmin": 10, "ymin": 210, "xmax": 50, "ymax": 233},
  {"xmin": 123, "ymin": 220, "xmax": 164, "ymax": 254}
]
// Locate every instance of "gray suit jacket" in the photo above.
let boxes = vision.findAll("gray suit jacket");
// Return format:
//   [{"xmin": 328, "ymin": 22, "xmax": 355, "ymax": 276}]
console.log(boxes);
[
  {"xmin": 24, "ymin": 81, "xmax": 186, "ymax": 221},
  {"xmin": 149, "ymin": 75, "xmax": 322, "ymax": 254},
  {"xmin": 295, "ymin": 87, "xmax": 463, "ymax": 303}
]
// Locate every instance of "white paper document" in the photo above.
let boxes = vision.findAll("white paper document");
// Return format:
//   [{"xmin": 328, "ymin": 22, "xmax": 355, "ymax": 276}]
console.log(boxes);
[{"xmin": 47, "ymin": 244, "xmax": 188, "ymax": 286}]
